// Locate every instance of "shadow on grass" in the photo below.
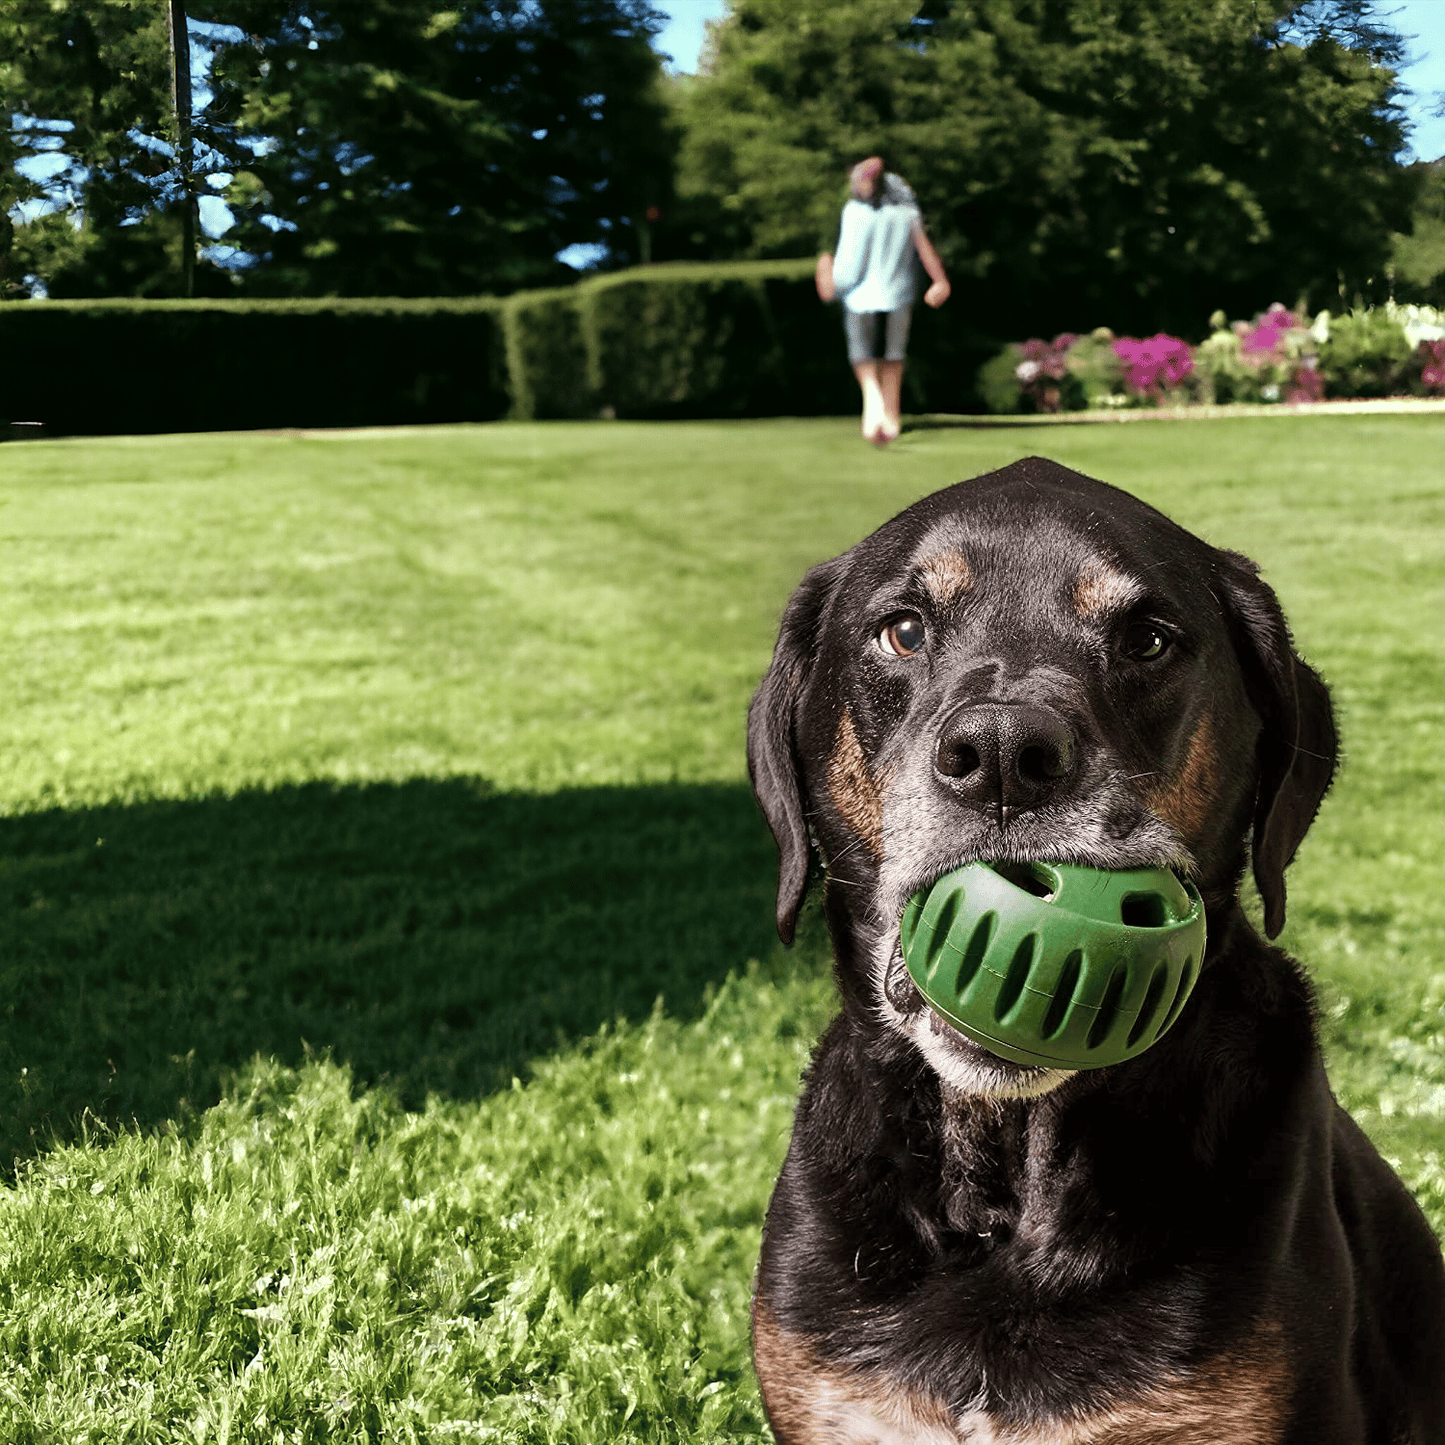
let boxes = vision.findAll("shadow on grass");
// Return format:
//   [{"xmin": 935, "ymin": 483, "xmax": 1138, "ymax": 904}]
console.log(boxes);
[{"xmin": 0, "ymin": 778, "xmax": 788, "ymax": 1167}]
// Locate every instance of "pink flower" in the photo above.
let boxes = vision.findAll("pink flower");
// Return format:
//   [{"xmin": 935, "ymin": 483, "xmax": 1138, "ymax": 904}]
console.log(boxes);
[
  {"xmin": 1241, "ymin": 303, "xmax": 1302, "ymax": 360},
  {"xmin": 1285, "ymin": 366, "xmax": 1324, "ymax": 405},
  {"xmin": 1014, "ymin": 335, "xmax": 1077, "ymax": 410},
  {"xmin": 1020, "ymin": 337, "xmax": 1069, "ymax": 380},
  {"xmin": 1112, "ymin": 334, "xmax": 1194, "ymax": 396},
  {"xmin": 1417, "ymin": 339, "xmax": 1445, "ymax": 394}
]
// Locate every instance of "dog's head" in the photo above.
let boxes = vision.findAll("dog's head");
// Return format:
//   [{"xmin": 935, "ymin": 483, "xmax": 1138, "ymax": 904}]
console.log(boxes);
[{"xmin": 748, "ymin": 458, "xmax": 1336, "ymax": 1096}]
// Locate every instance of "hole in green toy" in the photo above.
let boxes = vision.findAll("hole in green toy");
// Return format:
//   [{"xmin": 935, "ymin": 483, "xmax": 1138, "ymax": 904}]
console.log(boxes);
[
  {"xmin": 1156, "ymin": 957, "xmax": 1197, "ymax": 1038},
  {"xmin": 1120, "ymin": 891, "xmax": 1169, "ymax": 928},
  {"xmin": 1088, "ymin": 965, "xmax": 1129, "ymax": 1049},
  {"xmin": 927, "ymin": 892, "xmax": 961, "ymax": 977},
  {"xmin": 956, "ymin": 911, "xmax": 995, "ymax": 995},
  {"xmin": 994, "ymin": 934, "xmax": 1035, "ymax": 1021},
  {"xmin": 1041, "ymin": 950, "xmax": 1082, "ymax": 1039},
  {"xmin": 988, "ymin": 860, "xmax": 1056, "ymax": 899},
  {"xmin": 1128, "ymin": 963, "xmax": 1171, "ymax": 1047}
]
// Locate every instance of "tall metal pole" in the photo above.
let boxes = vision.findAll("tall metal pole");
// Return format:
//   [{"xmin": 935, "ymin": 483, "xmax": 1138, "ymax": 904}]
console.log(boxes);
[{"xmin": 167, "ymin": 0, "xmax": 196, "ymax": 298}]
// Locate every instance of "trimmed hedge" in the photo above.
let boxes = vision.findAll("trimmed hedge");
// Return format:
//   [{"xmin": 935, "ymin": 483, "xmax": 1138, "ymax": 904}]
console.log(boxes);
[
  {"xmin": 501, "ymin": 260, "xmax": 856, "ymax": 422},
  {"xmin": 1, "ymin": 262, "xmax": 996, "ymax": 434},
  {"xmin": 502, "ymin": 287, "xmax": 595, "ymax": 421},
  {"xmin": 0, "ymin": 297, "xmax": 509, "ymax": 435},
  {"xmin": 503, "ymin": 259, "xmax": 996, "ymax": 422}
]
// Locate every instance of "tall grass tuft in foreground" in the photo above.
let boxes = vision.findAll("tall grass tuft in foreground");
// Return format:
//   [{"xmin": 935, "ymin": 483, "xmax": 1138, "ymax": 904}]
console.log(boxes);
[{"xmin": 0, "ymin": 414, "xmax": 1440, "ymax": 1438}]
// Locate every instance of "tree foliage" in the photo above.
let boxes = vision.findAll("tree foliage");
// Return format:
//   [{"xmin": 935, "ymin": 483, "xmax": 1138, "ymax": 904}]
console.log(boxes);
[
  {"xmin": 0, "ymin": 0, "xmax": 1419, "ymax": 314},
  {"xmin": 0, "ymin": 0, "xmax": 237, "ymax": 298},
  {"xmin": 674, "ymin": 0, "xmax": 1419, "ymax": 336},
  {"xmin": 207, "ymin": 0, "xmax": 673, "ymax": 295},
  {"xmin": 2, "ymin": 0, "xmax": 672, "ymax": 298}
]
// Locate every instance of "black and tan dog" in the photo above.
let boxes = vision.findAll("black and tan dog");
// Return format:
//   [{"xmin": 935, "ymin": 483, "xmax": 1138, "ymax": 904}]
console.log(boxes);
[{"xmin": 747, "ymin": 458, "xmax": 1444, "ymax": 1444}]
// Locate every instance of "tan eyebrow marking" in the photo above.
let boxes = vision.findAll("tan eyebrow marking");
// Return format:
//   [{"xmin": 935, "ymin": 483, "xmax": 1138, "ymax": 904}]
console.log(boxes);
[
  {"xmin": 1073, "ymin": 558, "xmax": 1144, "ymax": 619},
  {"xmin": 918, "ymin": 549, "xmax": 974, "ymax": 606},
  {"xmin": 827, "ymin": 707, "xmax": 887, "ymax": 859}
]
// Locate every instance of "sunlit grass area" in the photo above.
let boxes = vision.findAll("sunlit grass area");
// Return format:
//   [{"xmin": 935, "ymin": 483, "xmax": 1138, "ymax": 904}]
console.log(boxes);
[{"xmin": 0, "ymin": 414, "xmax": 1441, "ymax": 1439}]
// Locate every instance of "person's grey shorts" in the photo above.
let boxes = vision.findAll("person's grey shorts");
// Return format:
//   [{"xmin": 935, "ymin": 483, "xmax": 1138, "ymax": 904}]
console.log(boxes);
[{"xmin": 844, "ymin": 306, "xmax": 912, "ymax": 365}]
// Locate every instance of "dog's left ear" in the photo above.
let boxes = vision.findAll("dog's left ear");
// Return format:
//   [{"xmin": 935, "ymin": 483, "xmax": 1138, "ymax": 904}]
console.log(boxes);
[
  {"xmin": 1216, "ymin": 551, "xmax": 1338, "ymax": 939},
  {"xmin": 747, "ymin": 557, "xmax": 843, "ymax": 944}
]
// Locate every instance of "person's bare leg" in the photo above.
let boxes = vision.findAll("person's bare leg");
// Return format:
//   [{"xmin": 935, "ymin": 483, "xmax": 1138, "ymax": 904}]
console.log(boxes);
[
  {"xmin": 854, "ymin": 361, "xmax": 886, "ymax": 443},
  {"xmin": 878, "ymin": 360, "xmax": 904, "ymax": 442}
]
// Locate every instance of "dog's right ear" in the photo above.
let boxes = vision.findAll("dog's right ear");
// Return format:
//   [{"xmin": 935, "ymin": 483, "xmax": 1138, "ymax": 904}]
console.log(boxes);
[
  {"xmin": 747, "ymin": 558, "xmax": 843, "ymax": 944},
  {"xmin": 1215, "ymin": 550, "xmax": 1338, "ymax": 940}
]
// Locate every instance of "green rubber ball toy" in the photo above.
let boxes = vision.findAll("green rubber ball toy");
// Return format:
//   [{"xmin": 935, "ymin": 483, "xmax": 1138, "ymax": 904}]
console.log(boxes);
[{"xmin": 899, "ymin": 861, "xmax": 1206, "ymax": 1071}]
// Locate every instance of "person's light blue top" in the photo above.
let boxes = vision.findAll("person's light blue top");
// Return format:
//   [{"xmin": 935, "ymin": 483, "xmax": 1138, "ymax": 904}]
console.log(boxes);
[{"xmin": 831, "ymin": 174, "xmax": 921, "ymax": 314}]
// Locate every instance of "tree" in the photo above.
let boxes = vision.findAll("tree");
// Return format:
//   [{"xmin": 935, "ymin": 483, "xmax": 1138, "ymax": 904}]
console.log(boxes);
[
  {"xmin": 166, "ymin": 0, "xmax": 200, "ymax": 298},
  {"xmin": 0, "ymin": 0, "xmax": 240, "ymax": 297},
  {"xmin": 2, "ymin": 0, "xmax": 674, "ymax": 298},
  {"xmin": 1391, "ymin": 158, "xmax": 1445, "ymax": 304},
  {"xmin": 203, "ymin": 0, "xmax": 673, "ymax": 296},
  {"xmin": 673, "ymin": 0, "xmax": 1418, "ymax": 337}
]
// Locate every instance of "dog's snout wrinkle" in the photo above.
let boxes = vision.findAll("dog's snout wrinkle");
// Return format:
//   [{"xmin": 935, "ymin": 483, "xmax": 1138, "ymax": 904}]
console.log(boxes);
[{"xmin": 934, "ymin": 703, "xmax": 1077, "ymax": 822}]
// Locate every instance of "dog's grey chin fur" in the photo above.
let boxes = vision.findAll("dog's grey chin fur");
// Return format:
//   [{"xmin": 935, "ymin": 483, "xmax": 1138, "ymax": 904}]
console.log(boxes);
[{"xmin": 909, "ymin": 1011, "xmax": 1076, "ymax": 1101}]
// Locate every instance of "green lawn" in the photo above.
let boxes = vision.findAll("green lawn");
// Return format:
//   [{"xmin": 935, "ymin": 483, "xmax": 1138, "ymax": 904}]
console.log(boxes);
[{"xmin": 0, "ymin": 415, "xmax": 1441, "ymax": 1440}]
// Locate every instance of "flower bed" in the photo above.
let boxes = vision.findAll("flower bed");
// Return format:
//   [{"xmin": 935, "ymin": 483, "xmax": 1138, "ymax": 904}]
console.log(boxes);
[{"xmin": 979, "ymin": 303, "xmax": 1445, "ymax": 414}]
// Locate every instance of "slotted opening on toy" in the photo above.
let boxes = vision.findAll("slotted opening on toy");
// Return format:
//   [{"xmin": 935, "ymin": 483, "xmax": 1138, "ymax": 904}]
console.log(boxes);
[
  {"xmin": 994, "ymin": 934, "xmax": 1035, "ymax": 1021},
  {"xmin": 1128, "ymin": 964, "xmax": 1172, "ymax": 1047},
  {"xmin": 1041, "ymin": 950, "xmax": 1083, "ymax": 1039},
  {"xmin": 1157, "ymin": 958, "xmax": 1197, "ymax": 1038},
  {"xmin": 928, "ymin": 892, "xmax": 961, "ymax": 973},
  {"xmin": 956, "ymin": 911, "xmax": 995, "ymax": 995},
  {"xmin": 1120, "ymin": 891, "xmax": 1169, "ymax": 928},
  {"xmin": 1088, "ymin": 966, "xmax": 1129, "ymax": 1049},
  {"xmin": 989, "ymin": 860, "xmax": 1056, "ymax": 899}
]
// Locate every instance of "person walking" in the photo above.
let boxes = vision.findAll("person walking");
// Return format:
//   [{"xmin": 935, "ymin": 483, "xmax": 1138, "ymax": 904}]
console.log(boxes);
[{"xmin": 815, "ymin": 156, "xmax": 950, "ymax": 445}]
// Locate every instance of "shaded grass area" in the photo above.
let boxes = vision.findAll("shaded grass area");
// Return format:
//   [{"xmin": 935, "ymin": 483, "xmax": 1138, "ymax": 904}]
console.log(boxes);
[
  {"xmin": 0, "ymin": 414, "xmax": 1441, "ymax": 1439},
  {"xmin": 0, "ymin": 780, "xmax": 777, "ymax": 1165}
]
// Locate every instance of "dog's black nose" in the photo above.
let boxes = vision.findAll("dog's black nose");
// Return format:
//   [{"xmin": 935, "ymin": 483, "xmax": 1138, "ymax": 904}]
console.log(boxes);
[{"xmin": 934, "ymin": 704, "xmax": 1077, "ymax": 820}]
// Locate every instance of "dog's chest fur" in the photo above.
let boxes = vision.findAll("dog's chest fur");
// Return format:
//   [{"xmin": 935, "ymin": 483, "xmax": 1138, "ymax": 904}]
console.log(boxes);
[{"xmin": 754, "ymin": 1299, "xmax": 1288, "ymax": 1445}]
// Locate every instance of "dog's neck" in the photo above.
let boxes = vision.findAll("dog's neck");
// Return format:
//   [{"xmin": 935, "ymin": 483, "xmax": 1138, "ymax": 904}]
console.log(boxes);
[
  {"xmin": 936, "ymin": 1089, "xmax": 1032, "ymax": 1239},
  {"xmin": 933, "ymin": 1080, "xmax": 1110, "ymax": 1249}
]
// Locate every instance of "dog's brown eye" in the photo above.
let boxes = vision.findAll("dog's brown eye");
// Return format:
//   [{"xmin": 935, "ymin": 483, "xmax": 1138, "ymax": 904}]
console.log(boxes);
[
  {"xmin": 1123, "ymin": 622, "xmax": 1171, "ymax": 661},
  {"xmin": 878, "ymin": 616, "xmax": 926, "ymax": 657}
]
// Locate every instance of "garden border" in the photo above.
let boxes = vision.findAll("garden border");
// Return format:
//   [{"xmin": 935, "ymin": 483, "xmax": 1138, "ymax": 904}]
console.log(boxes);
[{"xmin": 911, "ymin": 397, "xmax": 1445, "ymax": 427}]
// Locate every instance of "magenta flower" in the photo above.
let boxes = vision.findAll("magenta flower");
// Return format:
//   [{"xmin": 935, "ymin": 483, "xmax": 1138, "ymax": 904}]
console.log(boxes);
[
  {"xmin": 1285, "ymin": 366, "xmax": 1324, "ymax": 405},
  {"xmin": 1241, "ymin": 303, "xmax": 1299, "ymax": 358},
  {"xmin": 1418, "ymin": 339, "xmax": 1445, "ymax": 394},
  {"xmin": 1112, "ymin": 334, "xmax": 1194, "ymax": 396}
]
